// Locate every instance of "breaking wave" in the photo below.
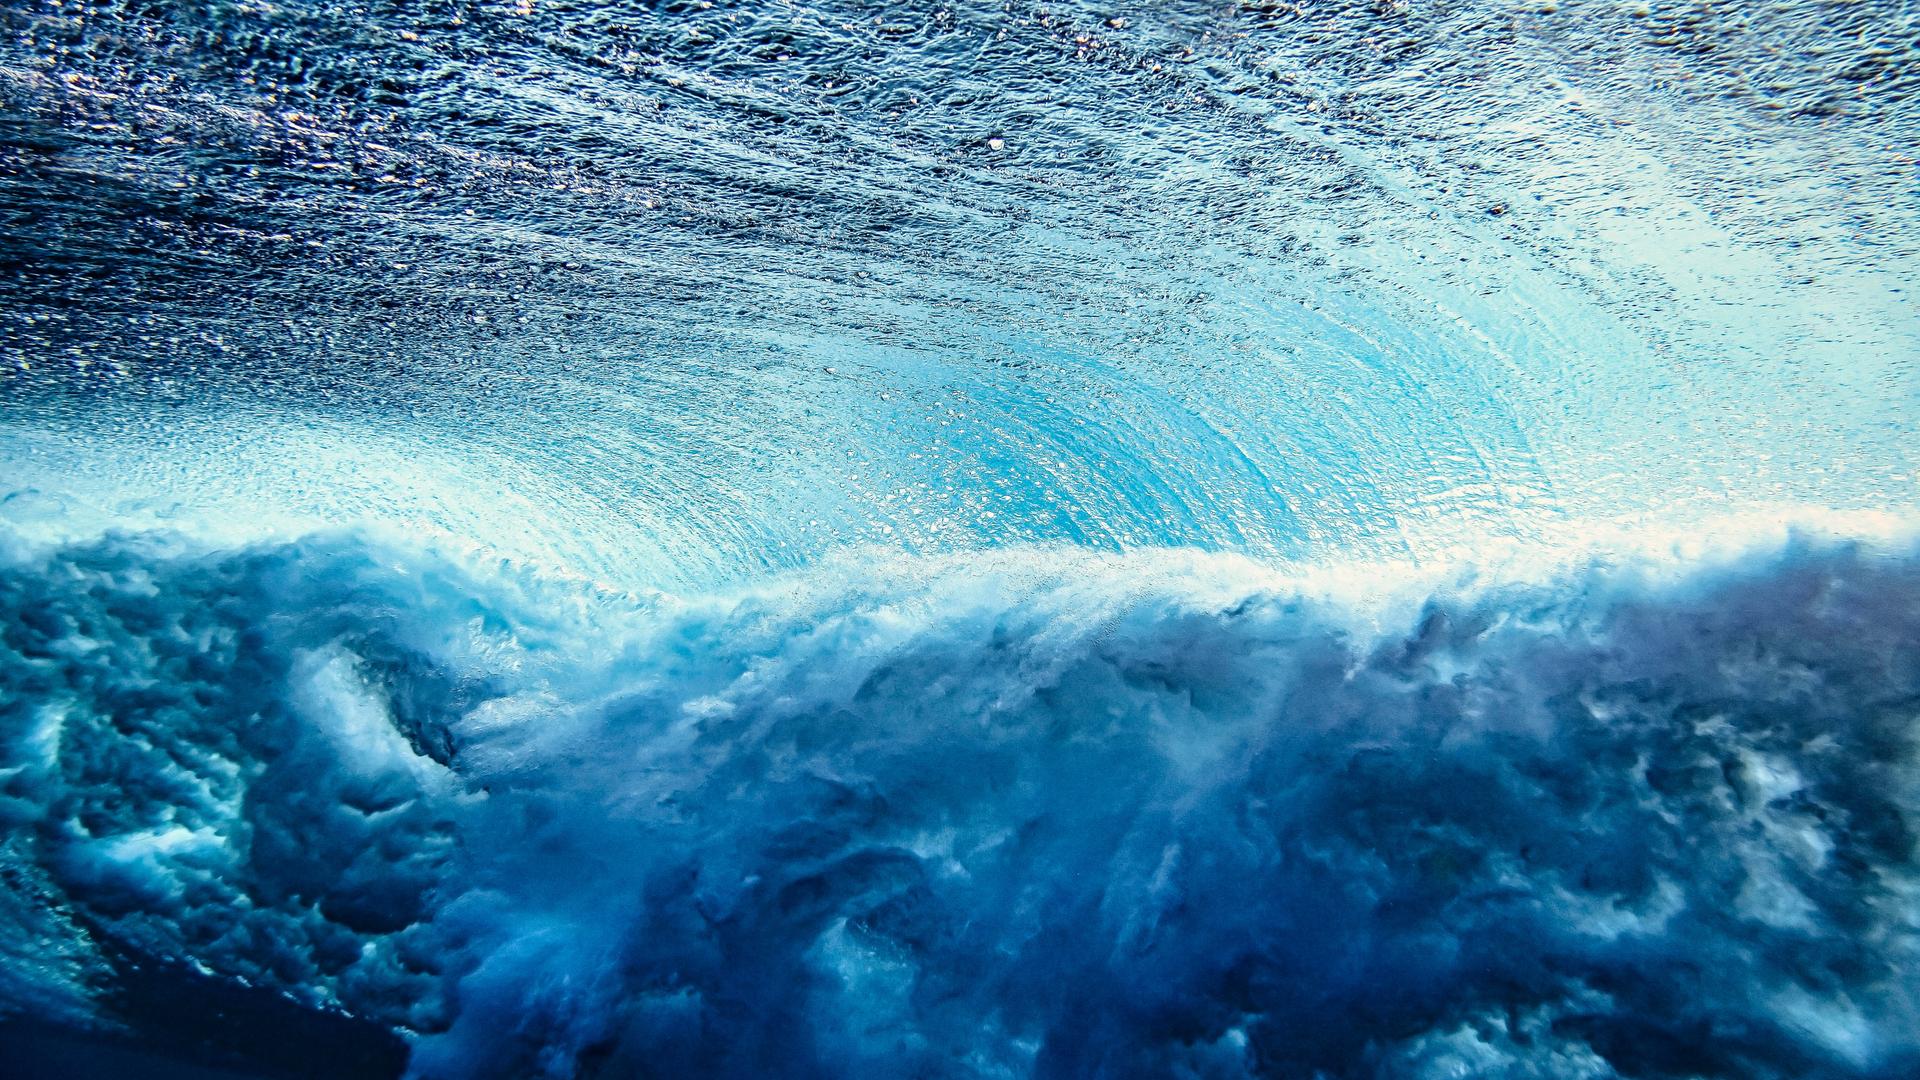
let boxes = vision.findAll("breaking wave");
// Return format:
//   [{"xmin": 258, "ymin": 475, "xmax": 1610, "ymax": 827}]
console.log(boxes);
[
  {"xmin": 4, "ymin": 521, "xmax": 1917, "ymax": 1078},
  {"xmin": 3, "ymin": 0, "xmax": 1917, "ymax": 1074}
]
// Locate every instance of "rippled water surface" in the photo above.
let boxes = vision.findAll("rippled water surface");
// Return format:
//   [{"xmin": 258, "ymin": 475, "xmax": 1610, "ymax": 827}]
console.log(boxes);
[
  {"xmin": 2, "ymin": 1, "xmax": 1918, "ymax": 1077},
  {"xmin": 5, "ymin": 0, "xmax": 1915, "ymax": 580}
]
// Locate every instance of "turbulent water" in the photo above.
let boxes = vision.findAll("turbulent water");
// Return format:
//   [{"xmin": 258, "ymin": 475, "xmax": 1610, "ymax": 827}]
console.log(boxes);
[{"xmin": 2, "ymin": 0, "xmax": 1918, "ymax": 1076}]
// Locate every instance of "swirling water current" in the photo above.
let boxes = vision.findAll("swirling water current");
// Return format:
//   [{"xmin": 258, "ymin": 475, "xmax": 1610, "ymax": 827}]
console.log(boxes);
[{"xmin": 1, "ymin": 1, "xmax": 1918, "ymax": 1077}]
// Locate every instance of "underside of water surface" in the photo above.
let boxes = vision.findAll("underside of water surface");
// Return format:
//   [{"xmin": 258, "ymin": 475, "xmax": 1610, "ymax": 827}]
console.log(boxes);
[{"xmin": 1, "ymin": 0, "xmax": 1917, "ymax": 1076}]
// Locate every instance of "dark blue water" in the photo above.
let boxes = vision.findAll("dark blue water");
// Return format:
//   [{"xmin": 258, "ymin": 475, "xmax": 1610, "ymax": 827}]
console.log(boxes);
[{"xmin": 1, "ymin": 0, "xmax": 1917, "ymax": 1076}]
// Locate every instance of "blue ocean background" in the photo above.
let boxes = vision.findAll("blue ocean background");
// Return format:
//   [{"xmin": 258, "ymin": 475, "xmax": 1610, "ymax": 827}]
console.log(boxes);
[{"xmin": 2, "ymin": 0, "xmax": 1917, "ymax": 1076}]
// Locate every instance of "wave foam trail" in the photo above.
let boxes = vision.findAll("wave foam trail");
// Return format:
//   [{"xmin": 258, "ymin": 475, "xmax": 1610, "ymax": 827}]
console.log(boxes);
[{"xmin": 3, "ymin": 524, "xmax": 1917, "ymax": 1078}]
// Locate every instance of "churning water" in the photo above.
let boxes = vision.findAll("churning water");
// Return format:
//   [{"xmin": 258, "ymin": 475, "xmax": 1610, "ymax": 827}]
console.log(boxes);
[{"xmin": 1, "ymin": 0, "xmax": 1917, "ymax": 1076}]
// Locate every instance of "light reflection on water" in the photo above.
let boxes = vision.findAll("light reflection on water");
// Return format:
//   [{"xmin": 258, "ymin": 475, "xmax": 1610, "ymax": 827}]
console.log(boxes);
[{"xmin": 2, "ymin": 0, "xmax": 1915, "ymax": 582}]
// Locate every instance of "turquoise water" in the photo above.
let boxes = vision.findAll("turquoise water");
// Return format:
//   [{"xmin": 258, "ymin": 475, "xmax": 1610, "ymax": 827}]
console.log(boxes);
[
  {"xmin": 2, "ymin": 1, "xmax": 1918, "ymax": 1076},
  {"xmin": 5, "ymin": 0, "xmax": 1914, "ymax": 583}
]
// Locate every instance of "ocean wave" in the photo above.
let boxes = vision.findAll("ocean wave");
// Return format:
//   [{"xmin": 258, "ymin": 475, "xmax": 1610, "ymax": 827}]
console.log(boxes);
[{"xmin": 3, "ymin": 523, "xmax": 1916, "ymax": 1078}]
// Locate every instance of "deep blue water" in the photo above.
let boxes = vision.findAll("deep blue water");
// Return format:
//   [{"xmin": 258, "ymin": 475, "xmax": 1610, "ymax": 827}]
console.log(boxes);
[{"xmin": 2, "ymin": 0, "xmax": 1917, "ymax": 1076}]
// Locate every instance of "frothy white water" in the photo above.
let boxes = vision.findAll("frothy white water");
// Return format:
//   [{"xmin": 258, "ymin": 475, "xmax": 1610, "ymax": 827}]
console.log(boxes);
[{"xmin": 2, "ymin": 516, "xmax": 1916, "ymax": 1077}]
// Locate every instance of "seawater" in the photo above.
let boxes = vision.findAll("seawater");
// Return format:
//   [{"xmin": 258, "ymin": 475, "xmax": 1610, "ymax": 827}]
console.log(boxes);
[{"xmin": 1, "ymin": 0, "xmax": 1917, "ymax": 1076}]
